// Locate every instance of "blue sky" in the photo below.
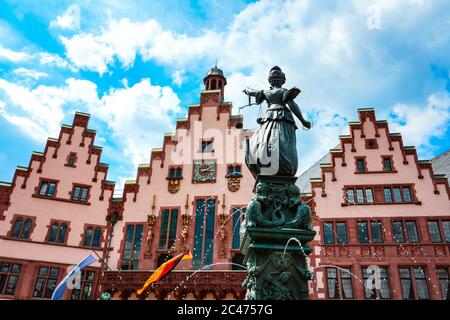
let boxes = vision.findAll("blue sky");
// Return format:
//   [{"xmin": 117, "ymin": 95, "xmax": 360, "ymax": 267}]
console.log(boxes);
[{"xmin": 0, "ymin": 0, "xmax": 449, "ymax": 188}]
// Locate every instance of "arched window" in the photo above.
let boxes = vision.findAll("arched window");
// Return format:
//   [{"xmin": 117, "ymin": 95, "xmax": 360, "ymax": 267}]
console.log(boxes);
[
  {"xmin": 48, "ymin": 223, "xmax": 59, "ymax": 242},
  {"xmin": 211, "ymin": 79, "xmax": 217, "ymax": 90},
  {"xmin": 12, "ymin": 218, "xmax": 23, "ymax": 238},
  {"xmin": 22, "ymin": 219, "xmax": 32, "ymax": 239},
  {"xmin": 92, "ymin": 228, "xmax": 101, "ymax": 247},
  {"xmin": 218, "ymin": 80, "xmax": 222, "ymax": 90},
  {"xmin": 57, "ymin": 224, "xmax": 67, "ymax": 243},
  {"xmin": 83, "ymin": 227, "xmax": 93, "ymax": 247}
]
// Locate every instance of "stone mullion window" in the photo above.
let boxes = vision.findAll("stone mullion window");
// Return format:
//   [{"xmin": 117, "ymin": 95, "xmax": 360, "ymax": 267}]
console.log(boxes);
[
  {"xmin": 0, "ymin": 262, "xmax": 22, "ymax": 296},
  {"xmin": 70, "ymin": 270, "xmax": 96, "ymax": 300},
  {"xmin": 158, "ymin": 208, "xmax": 179, "ymax": 250},
  {"xmin": 399, "ymin": 266, "xmax": 430, "ymax": 300},
  {"xmin": 392, "ymin": 220, "xmax": 420, "ymax": 244},
  {"xmin": 121, "ymin": 224, "xmax": 144, "ymax": 270},
  {"xmin": 322, "ymin": 221, "xmax": 348, "ymax": 245},
  {"xmin": 326, "ymin": 267, "xmax": 354, "ymax": 299},
  {"xmin": 362, "ymin": 266, "xmax": 391, "ymax": 299},
  {"xmin": 32, "ymin": 266, "xmax": 60, "ymax": 299}
]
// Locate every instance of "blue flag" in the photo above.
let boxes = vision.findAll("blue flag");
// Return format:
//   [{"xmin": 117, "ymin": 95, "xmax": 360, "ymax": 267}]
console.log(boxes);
[{"xmin": 51, "ymin": 253, "xmax": 97, "ymax": 300}]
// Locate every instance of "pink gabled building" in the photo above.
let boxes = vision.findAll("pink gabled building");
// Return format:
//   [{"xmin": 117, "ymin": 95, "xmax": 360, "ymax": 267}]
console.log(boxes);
[
  {"xmin": 299, "ymin": 108, "xmax": 450, "ymax": 300},
  {"xmin": 0, "ymin": 112, "xmax": 115, "ymax": 300},
  {"xmin": 100, "ymin": 67, "xmax": 255, "ymax": 300}
]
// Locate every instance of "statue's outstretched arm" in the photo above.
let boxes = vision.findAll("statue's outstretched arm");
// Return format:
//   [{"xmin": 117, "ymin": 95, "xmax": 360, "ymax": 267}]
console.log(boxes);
[
  {"xmin": 287, "ymin": 100, "xmax": 311, "ymax": 129},
  {"xmin": 243, "ymin": 88, "xmax": 258, "ymax": 97}
]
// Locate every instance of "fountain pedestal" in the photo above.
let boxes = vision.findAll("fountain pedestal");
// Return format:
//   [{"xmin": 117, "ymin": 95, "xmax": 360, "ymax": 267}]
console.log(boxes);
[{"xmin": 240, "ymin": 175, "xmax": 316, "ymax": 300}]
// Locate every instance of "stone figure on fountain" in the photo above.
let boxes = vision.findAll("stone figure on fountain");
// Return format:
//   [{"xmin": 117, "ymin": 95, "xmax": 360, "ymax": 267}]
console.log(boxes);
[{"xmin": 240, "ymin": 66, "xmax": 316, "ymax": 300}]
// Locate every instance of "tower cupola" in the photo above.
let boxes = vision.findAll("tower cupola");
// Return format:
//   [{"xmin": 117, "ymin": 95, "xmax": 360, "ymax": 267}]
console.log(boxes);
[{"xmin": 203, "ymin": 65, "xmax": 227, "ymax": 96}]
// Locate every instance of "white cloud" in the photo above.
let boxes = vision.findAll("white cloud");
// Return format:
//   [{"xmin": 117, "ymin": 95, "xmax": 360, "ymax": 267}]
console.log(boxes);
[
  {"xmin": 0, "ymin": 78, "xmax": 98, "ymax": 141},
  {"xmin": 0, "ymin": 46, "xmax": 32, "ymax": 62},
  {"xmin": 93, "ymin": 78, "xmax": 183, "ymax": 166},
  {"xmin": 0, "ymin": 76, "xmax": 182, "ymax": 172},
  {"xmin": 38, "ymin": 52, "xmax": 77, "ymax": 72},
  {"xmin": 388, "ymin": 92, "xmax": 450, "ymax": 158},
  {"xmin": 50, "ymin": 4, "xmax": 81, "ymax": 30},
  {"xmin": 13, "ymin": 68, "xmax": 48, "ymax": 80},
  {"xmin": 172, "ymin": 69, "xmax": 186, "ymax": 86}
]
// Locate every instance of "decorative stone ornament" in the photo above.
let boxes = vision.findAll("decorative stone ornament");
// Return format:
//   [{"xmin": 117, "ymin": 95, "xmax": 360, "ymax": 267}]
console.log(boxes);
[
  {"xmin": 227, "ymin": 177, "xmax": 241, "ymax": 192},
  {"xmin": 167, "ymin": 178, "xmax": 181, "ymax": 194}
]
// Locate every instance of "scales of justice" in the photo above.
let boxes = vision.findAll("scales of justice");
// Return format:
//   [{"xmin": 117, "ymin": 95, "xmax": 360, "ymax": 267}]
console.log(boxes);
[{"xmin": 240, "ymin": 66, "xmax": 316, "ymax": 300}]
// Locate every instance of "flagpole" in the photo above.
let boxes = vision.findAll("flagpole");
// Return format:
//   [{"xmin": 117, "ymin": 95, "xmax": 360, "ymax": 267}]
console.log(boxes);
[{"xmin": 91, "ymin": 249, "xmax": 125, "ymax": 293}]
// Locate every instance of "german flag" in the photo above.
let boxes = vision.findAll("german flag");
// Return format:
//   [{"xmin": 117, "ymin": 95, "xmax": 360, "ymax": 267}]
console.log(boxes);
[{"xmin": 136, "ymin": 250, "xmax": 192, "ymax": 295}]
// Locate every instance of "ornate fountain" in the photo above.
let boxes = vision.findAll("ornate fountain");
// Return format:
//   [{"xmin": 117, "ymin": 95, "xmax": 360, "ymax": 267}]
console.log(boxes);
[{"xmin": 241, "ymin": 66, "xmax": 316, "ymax": 299}]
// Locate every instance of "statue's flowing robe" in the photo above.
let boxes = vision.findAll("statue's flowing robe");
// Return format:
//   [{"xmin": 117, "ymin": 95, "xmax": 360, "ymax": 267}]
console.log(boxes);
[{"xmin": 245, "ymin": 87, "xmax": 299, "ymax": 178}]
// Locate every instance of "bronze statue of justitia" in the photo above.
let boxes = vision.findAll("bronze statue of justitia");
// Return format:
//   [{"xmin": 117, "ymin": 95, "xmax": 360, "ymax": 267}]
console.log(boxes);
[{"xmin": 243, "ymin": 66, "xmax": 311, "ymax": 178}]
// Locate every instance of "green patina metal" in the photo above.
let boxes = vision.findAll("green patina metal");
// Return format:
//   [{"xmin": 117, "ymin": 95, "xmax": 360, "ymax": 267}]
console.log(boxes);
[{"xmin": 240, "ymin": 176, "xmax": 316, "ymax": 300}]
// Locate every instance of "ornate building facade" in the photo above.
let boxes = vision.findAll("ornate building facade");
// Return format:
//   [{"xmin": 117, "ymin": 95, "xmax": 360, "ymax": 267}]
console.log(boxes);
[{"xmin": 0, "ymin": 67, "xmax": 449, "ymax": 300}]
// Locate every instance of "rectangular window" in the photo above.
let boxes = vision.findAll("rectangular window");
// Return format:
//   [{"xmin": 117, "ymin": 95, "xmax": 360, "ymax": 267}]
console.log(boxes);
[
  {"xmin": 428, "ymin": 221, "xmax": 442, "ymax": 243},
  {"xmin": 33, "ymin": 266, "xmax": 59, "ymax": 298},
  {"xmin": 228, "ymin": 165, "xmax": 242, "ymax": 177},
  {"xmin": 47, "ymin": 222, "xmax": 68, "ymax": 244},
  {"xmin": 392, "ymin": 188, "xmax": 402, "ymax": 203},
  {"xmin": 399, "ymin": 267, "xmax": 429, "ymax": 300},
  {"xmin": 11, "ymin": 217, "xmax": 33, "ymax": 239},
  {"xmin": 72, "ymin": 186, "xmax": 89, "ymax": 202},
  {"xmin": 356, "ymin": 159, "xmax": 365, "ymax": 173},
  {"xmin": 370, "ymin": 221, "xmax": 383, "ymax": 243},
  {"xmin": 232, "ymin": 207, "xmax": 245, "ymax": 249},
  {"xmin": 71, "ymin": 270, "xmax": 96, "ymax": 300},
  {"xmin": 326, "ymin": 268, "xmax": 340, "ymax": 299},
  {"xmin": 336, "ymin": 222, "xmax": 348, "ymax": 244},
  {"xmin": 402, "ymin": 187, "xmax": 412, "ymax": 203},
  {"xmin": 67, "ymin": 153, "xmax": 76, "ymax": 166},
  {"xmin": 363, "ymin": 267, "xmax": 391, "ymax": 299},
  {"xmin": 340, "ymin": 268, "xmax": 353, "ymax": 299},
  {"xmin": 0, "ymin": 262, "xmax": 22, "ymax": 296},
  {"xmin": 346, "ymin": 189, "xmax": 355, "ymax": 204},
  {"xmin": 193, "ymin": 199, "xmax": 216, "ymax": 269},
  {"xmin": 158, "ymin": 208, "xmax": 179, "ymax": 250},
  {"xmin": 201, "ymin": 140, "xmax": 214, "ymax": 152},
  {"xmin": 414, "ymin": 267, "xmax": 430, "ymax": 300},
  {"xmin": 356, "ymin": 189, "xmax": 364, "ymax": 204},
  {"xmin": 121, "ymin": 224, "xmax": 143, "ymax": 270},
  {"xmin": 357, "ymin": 222, "xmax": 369, "ymax": 244},
  {"xmin": 392, "ymin": 221, "xmax": 405, "ymax": 243},
  {"xmin": 442, "ymin": 221, "xmax": 450, "ymax": 242},
  {"xmin": 383, "ymin": 158, "xmax": 393, "ymax": 172},
  {"xmin": 326, "ymin": 267, "xmax": 353, "ymax": 299},
  {"xmin": 38, "ymin": 181, "xmax": 56, "ymax": 197},
  {"xmin": 384, "ymin": 188, "xmax": 392, "ymax": 203},
  {"xmin": 365, "ymin": 189, "xmax": 374, "ymax": 204},
  {"xmin": 323, "ymin": 223, "xmax": 335, "ymax": 244},
  {"xmin": 399, "ymin": 267, "xmax": 414, "ymax": 300},
  {"xmin": 406, "ymin": 221, "xmax": 419, "ymax": 243},
  {"xmin": 436, "ymin": 267, "xmax": 449, "ymax": 300}
]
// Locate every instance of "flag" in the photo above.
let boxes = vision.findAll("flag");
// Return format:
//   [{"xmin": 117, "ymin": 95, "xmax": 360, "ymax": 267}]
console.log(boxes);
[
  {"xmin": 137, "ymin": 250, "xmax": 192, "ymax": 295},
  {"xmin": 51, "ymin": 253, "xmax": 97, "ymax": 300}
]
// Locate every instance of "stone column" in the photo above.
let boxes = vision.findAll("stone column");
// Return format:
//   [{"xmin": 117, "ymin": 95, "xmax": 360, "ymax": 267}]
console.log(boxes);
[{"xmin": 241, "ymin": 175, "xmax": 316, "ymax": 300}]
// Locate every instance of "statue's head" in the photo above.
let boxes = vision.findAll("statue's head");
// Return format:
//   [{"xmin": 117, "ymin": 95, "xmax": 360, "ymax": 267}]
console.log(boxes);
[
  {"xmin": 268, "ymin": 66, "xmax": 286, "ymax": 87},
  {"xmin": 287, "ymin": 184, "xmax": 300, "ymax": 197},
  {"xmin": 256, "ymin": 182, "xmax": 269, "ymax": 195}
]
